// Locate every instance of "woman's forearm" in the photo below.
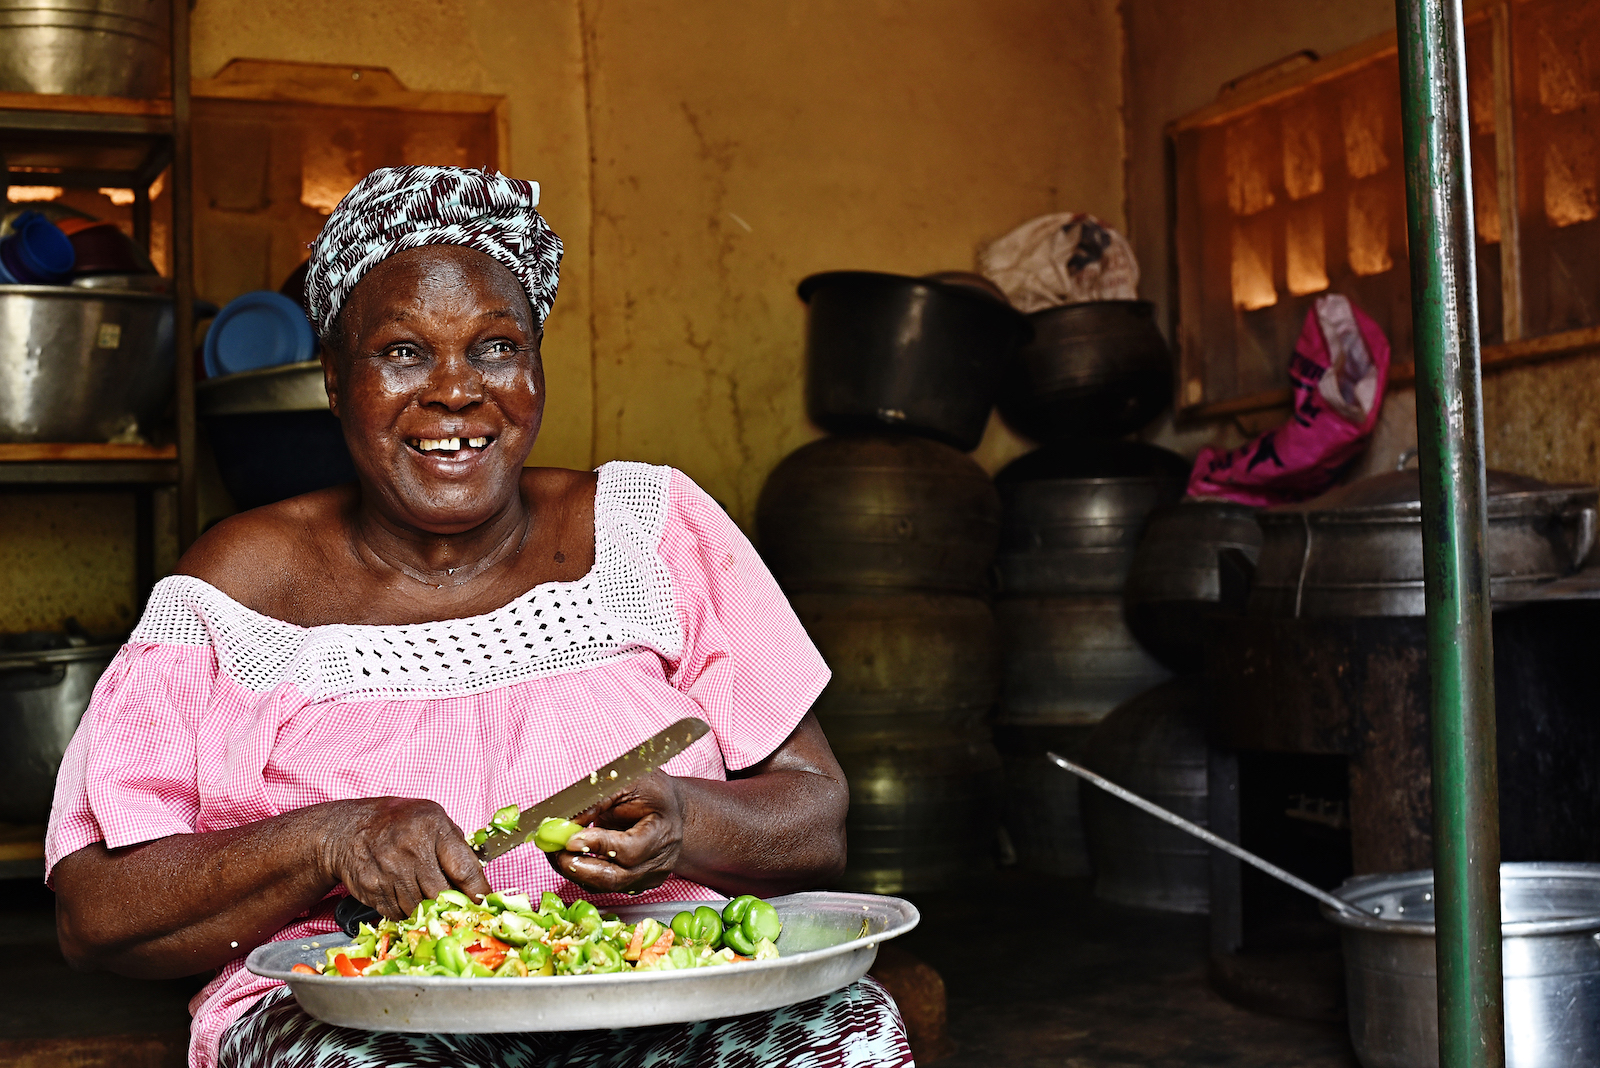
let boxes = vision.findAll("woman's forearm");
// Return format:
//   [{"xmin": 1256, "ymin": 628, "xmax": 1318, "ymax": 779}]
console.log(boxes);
[
  {"xmin": 53, "ymin": 804, "xmax": 338, "ymax": 979},
  {"xmin": 53, "ymin": 796, "xmax": 492, "ymax": 980},
  {"xmin": 672, "ymin": 768, "xmax": 849, "ymax": 897}
]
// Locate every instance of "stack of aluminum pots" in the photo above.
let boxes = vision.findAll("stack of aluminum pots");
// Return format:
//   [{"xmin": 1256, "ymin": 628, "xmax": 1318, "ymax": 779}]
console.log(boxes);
[
  {"xmin": 755, "ymin": 272, "xmax": 1026, "ymax": 895},
  {"xmin": 991, "ymin": 442, "xmax": 1186, "ymax": 877}
]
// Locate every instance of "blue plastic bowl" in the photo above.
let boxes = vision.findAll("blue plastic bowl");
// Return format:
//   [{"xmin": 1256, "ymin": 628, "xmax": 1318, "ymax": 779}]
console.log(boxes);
[
  {"xmin": 203, "ymin": 290, "xmax": 316, "ymax": 378},
  {"xmin": 0, "ymin": 211, "xmax": 75, "ymax": 284}
]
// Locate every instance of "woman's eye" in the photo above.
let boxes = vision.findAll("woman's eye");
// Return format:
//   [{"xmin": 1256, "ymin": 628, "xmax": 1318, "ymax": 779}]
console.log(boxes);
[
  {"xmin": 382, "ymin": 345, "xmax": 422, "ymax": 362},
  {"xmin": 480, "ymin": 340, "xmax": 520, "ymax": 358}
]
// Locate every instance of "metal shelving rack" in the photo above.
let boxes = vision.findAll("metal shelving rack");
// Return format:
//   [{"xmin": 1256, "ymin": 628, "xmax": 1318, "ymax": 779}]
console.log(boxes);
[
  {"xmin": 0, "ymin": 2, "xmax": 194, "ymax": 880},
  {"xmin": 0, "ymin": 0, "xmax": 198, "ymax": 606}
]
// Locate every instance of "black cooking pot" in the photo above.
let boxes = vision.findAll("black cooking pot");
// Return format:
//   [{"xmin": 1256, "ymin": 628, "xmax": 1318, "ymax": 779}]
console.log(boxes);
[
  {"xmin": 998, "ymin": 299, "xmax": 1173, "ymax": 443},
  {"xmin": 799, "ymin": 270, "xmax": 1031, "ymax": 452}
]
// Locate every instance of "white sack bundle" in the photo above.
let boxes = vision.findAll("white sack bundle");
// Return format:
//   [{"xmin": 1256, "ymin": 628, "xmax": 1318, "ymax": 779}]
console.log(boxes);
[{"xmin": 978, "ymin": 212, "xmax": 1139, "ymax": 313}]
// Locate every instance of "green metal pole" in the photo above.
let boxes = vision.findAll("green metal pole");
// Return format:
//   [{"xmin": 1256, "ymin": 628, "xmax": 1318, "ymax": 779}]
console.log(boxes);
[{"xmin": 1393, "ymin": 1, "xmax": 1505, "ymax": 1066}]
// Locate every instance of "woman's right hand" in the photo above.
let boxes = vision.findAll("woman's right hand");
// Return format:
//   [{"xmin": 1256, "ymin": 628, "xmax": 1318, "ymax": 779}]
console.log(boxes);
[{"xmin": 317, "ymin": 797, "xmax": 492, "ymax": 919}]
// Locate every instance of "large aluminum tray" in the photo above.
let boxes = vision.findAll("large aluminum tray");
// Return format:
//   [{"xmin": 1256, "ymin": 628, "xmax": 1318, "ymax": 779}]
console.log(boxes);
[{"xmin": 246, "ymin": 891, "xmax": 918, "ymax": 1033}]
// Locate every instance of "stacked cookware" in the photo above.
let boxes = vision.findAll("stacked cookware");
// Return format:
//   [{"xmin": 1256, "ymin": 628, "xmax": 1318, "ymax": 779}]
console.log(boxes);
[
  {"xmin": 991, "ymin": 442, "xmax": 1186, "ymax": 879},
  {"xmin": 756, "ymin": 271, "xmax": 1028, "ymax": 894}
]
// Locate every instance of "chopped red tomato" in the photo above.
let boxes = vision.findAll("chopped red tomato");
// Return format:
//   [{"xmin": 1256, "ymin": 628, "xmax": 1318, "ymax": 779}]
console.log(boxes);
[
  {"xmin": 638, "ymin": 930, "xmax": 675, "ymax": 967},
  {"xmin": 291, "ymin": 963, "xmax": 319, "ymax": 975}
]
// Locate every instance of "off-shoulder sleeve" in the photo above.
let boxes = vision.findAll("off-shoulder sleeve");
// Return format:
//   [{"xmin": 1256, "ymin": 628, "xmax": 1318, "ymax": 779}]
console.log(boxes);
[
  {"xmin": 44, "ymin": 641, "xmax": 216, "ymax": 881},
  {"xmin": 657, "ymin": 469, "xmax": 830, "ymax": 771}
]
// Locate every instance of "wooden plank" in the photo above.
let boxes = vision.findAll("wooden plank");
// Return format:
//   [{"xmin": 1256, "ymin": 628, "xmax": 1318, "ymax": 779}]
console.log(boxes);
[
  {"xmin": 1491, "ymin": 1, "xmax": 1523, "ymax": 341},
  {"xmin": 193, "ymin": 59, "xmax": 503, "ymax": 115},
  {"xmin": 0, "ymin": 91, "xmax": 171, "ymax": 118},
  {"xmin": 0, "ymin": 443, "xmax": 177, "ymax": 462},
  {"xmin": 172, "ymin": 0, "xmax": 197, "ymax": 550},
  {"xmin": 1168, "ymin": 0, "xmax": 1495, "ymax": 135},
  {"xmin": 1180, "ymin": 325, "xmax": 1600, "ymax": 421}
]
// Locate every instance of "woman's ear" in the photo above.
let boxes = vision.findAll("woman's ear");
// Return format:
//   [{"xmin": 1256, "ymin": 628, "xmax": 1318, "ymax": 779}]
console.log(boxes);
[{"xmin": 319, "ymin": 344, "xmax": 340, "ymax": 420}]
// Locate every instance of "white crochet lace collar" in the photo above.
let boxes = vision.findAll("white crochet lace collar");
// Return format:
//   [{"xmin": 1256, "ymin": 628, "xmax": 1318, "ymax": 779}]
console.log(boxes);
[{"xmin": 132, "ymin": 461, "xmax": 683, "ymax": 700}]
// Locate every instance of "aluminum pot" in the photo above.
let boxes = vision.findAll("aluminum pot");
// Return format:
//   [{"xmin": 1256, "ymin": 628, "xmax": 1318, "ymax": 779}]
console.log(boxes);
[
  {"xmin": 800, "ymin": 271, "xmax": 1030, "ymax": 451},
  {"xmin": 1325, "ymin": 863, "xmax": 1600, "ymax": 1068},
  {"xmin": 994, "ymin": 594, "xmax": 1171, "ymax": 727},
  {"xmin": 1124, "ymin": 500, "xmax": 1264, "ymax": 672},
  {"xmin": 1078, "ymin": 678, "xmax": 1210, "ymax": 914},
  {"xmin": 1251, "ymin": 470, "xmax": 1598, "ymax": 618},
  {"xmin": 995, "ymin": 442, "xmax": 1189, "ymax": 596},
  {"xmin": 0, "ymin": 0, "xmax": 168, "ymax": 98},
  {"xmin": 197, "ymin": 360, "xmax": 358, "ymax": 510},
  {"xmin": 0, "ymin": 641, "xmax": 119, "ymax": 823},
  {"xmin": 756, "ymin": 434, "xmax": 1001, "ymax": 595},
  {"xmin": 997, "ymin": 300, "xmax": 1174, "ymax": 443},
  {"xmin": 0, "ymin": 285, "xmax": 174, "ymax": 442}
]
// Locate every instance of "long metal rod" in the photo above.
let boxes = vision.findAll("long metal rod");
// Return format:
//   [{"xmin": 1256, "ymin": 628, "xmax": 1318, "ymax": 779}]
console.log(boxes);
[
  {"xmin": 1045, "ymin": 753, "xmax": 1364, "ymax": 919},
  {"xmin": 1393, "ymin": 1, "xmax": 1505, "ymax": 1066}
]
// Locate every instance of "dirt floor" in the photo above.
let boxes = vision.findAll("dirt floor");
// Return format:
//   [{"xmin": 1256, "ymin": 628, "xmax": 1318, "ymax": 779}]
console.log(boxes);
[{"xmin": 0, "ymin": 869, "xmax": 1360, "ymax": 1067}]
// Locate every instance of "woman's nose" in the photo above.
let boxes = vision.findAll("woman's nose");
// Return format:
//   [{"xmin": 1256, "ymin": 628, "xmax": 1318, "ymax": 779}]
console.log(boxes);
[{"xmin": 421, "ymin": 351, "xmax": 484, "ymax": 410}]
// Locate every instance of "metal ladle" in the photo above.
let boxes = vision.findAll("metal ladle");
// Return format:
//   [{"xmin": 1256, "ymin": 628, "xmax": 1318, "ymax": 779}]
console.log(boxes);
[{"xmin": 1047, "ymin": 751, "xmax": 1366, "ymax": 919}]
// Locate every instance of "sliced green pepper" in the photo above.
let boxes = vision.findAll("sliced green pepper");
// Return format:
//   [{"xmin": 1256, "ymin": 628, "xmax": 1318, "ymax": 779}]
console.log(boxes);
[
  {"xmin": 584, "ymin": 941, "xmax": 625, "ymax": 973},
  {"xmin": 489, "ymin": 804, "xmax": 521, "ymax": 835},
  {"xmin": 462, "ymin": 959, "xmax": 495, "ymax": 978},
  {"xmin": 723, "ymin": 924, "xmax": 757, "ymax": 956},
  {"xmin": 534, "ymin": 817, "xmax": 585, "ymax": 853},
  {"xmin": 753, "ymin": 938, "xmax": 780, "ymax": 961},
  {"xmin": 539, "ymin": 891, "xmax": 567, "ymax": 915},
  {"xmin": 436, "ymin": 889, "xmax": 476, "ymax": 909},
  {"xmin": 722, "ymin": 895, "xmax": 759, "ymax": 926},
  {"xmin": 521, "ymin": 942, "xmax": 553, "ymax": 975},
  {"xmin": 485, "ymin": 891, "xmax": 532, "ymax": 914},
  {"xmin": 744, "ymin": 899, "xmax": 783, "ymax": 943},
  {"xmin": 565, "ymin": 899, "xmax": 601, "ymax": 925},
  {"xmin": 411, "ymin": 937, "xmax": 437, "ymax": 965},
  {"xmin": 434, "ymin": 933, "xmax": 470, "ymax": 976}
]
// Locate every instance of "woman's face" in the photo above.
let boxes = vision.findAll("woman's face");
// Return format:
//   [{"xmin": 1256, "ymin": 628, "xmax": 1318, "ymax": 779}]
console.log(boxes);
[{"xmin": 323, "ymin": 244, "xmax": 545, "ymax": 535}]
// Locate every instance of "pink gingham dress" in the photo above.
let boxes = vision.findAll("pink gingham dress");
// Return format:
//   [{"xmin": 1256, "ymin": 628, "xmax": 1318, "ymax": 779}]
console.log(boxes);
[{"xmin": 44, "ymin": 462, "xmax": 831, "ymax": 1068}]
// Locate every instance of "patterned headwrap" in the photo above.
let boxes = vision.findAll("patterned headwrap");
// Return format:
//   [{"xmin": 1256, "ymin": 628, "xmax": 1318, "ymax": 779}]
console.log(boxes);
[{"xmin": 305, "ymin": 165, "xmax": 563, "ymax": 339}]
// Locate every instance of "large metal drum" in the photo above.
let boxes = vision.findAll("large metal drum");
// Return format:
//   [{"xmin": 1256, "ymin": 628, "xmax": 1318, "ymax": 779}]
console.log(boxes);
[
  {"xmin": 1326, "ymin": 864, "xmax": 1600, "ymax": 1068},
  {"xmin": 790, "ymin": 591, "xmax": 1000, "ymax": 894},
  {"xmin": 0, "ymin": 640, "xmax": 119, "ymax": 823},
  {"xmin": 1251, "ymin": 470, "xmax": 1597, "ymax": 618},
  {"xmin": 1079, "ymin": 679, "xmax": 1210, "ymax": 914},
  {"xmin": 995, "ymin": 443, "xmax": 1188, "ymax": 596},
  {"xmin": 757, "ymin": 435, "xmax": 1001, "ymax": 595},
  {"xmin": 799, "ymin": 271, "xmax": 1030, "ymax": 451},
  {"xmin": 995, "ymin": 723, "xmax": 1094, "ymax": 878},
  {"xmin": 0, "ymin": 0, "xmax": 169, "ymax": 98},
  {"xmin": 995, "ymin": 595, "xmax": 1170, "ymax": 726},
  {"xmin": 997, "ymin": 300, "xmax": 1174, "ymax": 443},
  {"xmin": 1124, "ymin": 499, "xmax": 1263, "ymax": 672}
]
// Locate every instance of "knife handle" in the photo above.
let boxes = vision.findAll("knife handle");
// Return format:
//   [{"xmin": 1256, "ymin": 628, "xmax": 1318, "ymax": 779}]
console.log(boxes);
[{"xmin": 334, "ymin": 895, "xmax": 383, "ymax": 938}]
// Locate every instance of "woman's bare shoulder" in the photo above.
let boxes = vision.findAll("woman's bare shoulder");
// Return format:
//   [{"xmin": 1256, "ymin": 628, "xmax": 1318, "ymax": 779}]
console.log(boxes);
[{"xmin": 174, "ymin": 485, "xmax": 356, "ymax": 614}]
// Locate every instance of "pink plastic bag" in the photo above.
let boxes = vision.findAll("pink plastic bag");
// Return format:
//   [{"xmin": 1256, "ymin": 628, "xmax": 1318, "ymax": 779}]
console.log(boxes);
[{"xmin": 1187, "ymin": 294, "xmax": 1390, "ymax": 507}]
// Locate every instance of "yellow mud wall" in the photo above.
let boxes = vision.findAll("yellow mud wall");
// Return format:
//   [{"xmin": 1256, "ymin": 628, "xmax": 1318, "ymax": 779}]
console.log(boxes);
[
  {"xmin": 581, "ymin": 0, "xmax": 1127, "ymax": 521},
  {"xmin": 3, "ymin": 0, "xmax": 1127, "ymax": 632}
]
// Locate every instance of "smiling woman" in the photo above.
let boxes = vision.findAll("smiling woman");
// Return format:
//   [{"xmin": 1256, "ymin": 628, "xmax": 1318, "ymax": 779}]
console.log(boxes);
[{"xmin": 42, "ymin": 167, "xmax": 908, "ymax": 1068}]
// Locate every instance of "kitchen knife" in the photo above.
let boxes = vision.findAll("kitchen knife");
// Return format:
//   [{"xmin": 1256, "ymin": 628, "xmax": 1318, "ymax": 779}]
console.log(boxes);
[
  {"xmin": 472, "ymin": 716, "xmax": 710, "ymax": 862},
  {"xmin": 333, "ymin": 717, "xmax": 711, "ymax": 936}
]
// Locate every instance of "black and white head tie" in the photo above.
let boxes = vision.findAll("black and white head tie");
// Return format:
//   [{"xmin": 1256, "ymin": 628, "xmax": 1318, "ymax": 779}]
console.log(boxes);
[{"xmin": 305, "ymin": 165, "xmax": 564, "ymax": 340}]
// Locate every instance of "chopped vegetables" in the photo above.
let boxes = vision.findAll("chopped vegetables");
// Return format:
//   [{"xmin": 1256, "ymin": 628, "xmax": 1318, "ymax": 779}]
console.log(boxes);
[{"xmin": 302, "ymin": 891, "xmax": 782, "ymax": 978}]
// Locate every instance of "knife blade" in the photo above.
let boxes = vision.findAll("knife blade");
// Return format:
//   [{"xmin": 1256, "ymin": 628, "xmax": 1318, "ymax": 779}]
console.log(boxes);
[{"xmin": 471, "ymin": 716, "xmax": 710, "ymax": 862}]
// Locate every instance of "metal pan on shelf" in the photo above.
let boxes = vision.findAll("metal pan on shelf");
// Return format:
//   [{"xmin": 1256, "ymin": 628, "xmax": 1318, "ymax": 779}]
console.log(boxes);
[{"xmin": 246, "ymin": 891, "xmax": 919, "ymax": 1033}]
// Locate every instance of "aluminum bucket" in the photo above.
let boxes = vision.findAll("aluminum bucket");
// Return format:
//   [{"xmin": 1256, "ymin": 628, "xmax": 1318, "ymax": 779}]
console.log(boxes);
[
  {"xmin": 0, "ymin": 0, "xmax": 169, "ymax": 98},
  {"xmin": 1324, "ymin": 863, "xmax": 1600, "ymax": 1068},
  {"xmin": 0, "ymin": 285, "xmax": 174, "ymax": 442}
]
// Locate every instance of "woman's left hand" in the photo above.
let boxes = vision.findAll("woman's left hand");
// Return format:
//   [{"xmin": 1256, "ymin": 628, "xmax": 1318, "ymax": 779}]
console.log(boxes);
[{"xmin": 548, "ymin": 771, "xmax": 685, "ymax": 894}]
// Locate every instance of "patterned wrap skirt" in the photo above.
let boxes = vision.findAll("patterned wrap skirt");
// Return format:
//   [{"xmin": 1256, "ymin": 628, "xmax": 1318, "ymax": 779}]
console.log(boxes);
[{"xmin": 217, "ymin": 978, "xmax": 914, "ymax": 1068}]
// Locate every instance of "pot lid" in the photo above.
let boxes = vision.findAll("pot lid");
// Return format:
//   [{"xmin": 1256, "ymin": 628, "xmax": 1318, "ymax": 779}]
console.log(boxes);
[{"xmin": 1262, "ymin": 469, "xmax": 1596, "ymax": 522}]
